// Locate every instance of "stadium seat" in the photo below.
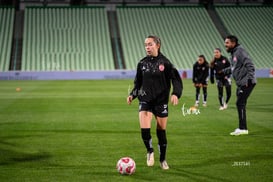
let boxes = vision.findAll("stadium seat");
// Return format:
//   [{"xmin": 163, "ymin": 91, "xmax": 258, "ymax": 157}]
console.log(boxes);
[
  {"xmin": 117, "ymin": 6, "xmax": 224, "ymax": 70},
  {"xmin": 0, "ymin": 7, "xmax": 14, "ymax": 71},
  {"xmin": 215, "ymin": 6, "xmax": 273, "ymax": 69},
  {"xmin": 21, "ymin": 7, "xmax": 115, "ymax": 71}
]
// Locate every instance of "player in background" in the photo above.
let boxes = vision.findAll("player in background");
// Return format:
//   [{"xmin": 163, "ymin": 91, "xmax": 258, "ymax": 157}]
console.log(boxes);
[
  {"xmin": 210, "ymin": 48, "xmax": 232, "ymax": 110},
  {"xmin": 224, "ymin": 35, "xmax": 256, "ymax": 136},
  {"xmin": 127, "ymin": 35, "xmax": 183, "ymax": 170},
  {"xmin": 192, "ymin": 55, "xmax": 209, "ymax": 107}
]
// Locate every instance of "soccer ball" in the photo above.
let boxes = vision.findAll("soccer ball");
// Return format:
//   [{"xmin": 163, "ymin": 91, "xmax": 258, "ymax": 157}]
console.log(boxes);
[{"xmin": 116, "ymin": 157, "xmax": 136, "ymax": 175}]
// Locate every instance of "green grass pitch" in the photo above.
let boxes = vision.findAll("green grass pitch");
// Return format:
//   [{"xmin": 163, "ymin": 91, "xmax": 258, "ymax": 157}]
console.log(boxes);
[{"xmin": 0, "ymin": 78, "xmax": 272, "ymax": 182}]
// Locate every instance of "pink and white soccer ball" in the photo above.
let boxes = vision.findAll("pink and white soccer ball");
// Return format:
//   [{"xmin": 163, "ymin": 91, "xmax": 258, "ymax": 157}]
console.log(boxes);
[{"xmin": 116, "ymin": 157, "xmax": 136, "ymax": 175}]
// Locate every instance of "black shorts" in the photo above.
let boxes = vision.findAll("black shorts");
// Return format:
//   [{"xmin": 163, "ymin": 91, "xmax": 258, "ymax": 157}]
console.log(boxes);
[{"xmin": 139, "ymin": 101, "xmax": 168, "ymax": 117}]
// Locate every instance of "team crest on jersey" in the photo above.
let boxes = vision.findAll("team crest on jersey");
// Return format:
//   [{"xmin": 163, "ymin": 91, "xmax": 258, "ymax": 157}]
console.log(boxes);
[{"xmin": 159, "ymin": 64, "xmax": 165, "ymax": 71}]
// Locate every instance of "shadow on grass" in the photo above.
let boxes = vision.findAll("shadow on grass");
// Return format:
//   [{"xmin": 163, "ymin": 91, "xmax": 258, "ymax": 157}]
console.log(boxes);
[
  {"xmin": 0, "ymin": 148, "xmax": 51, "ymax": 166},
  {"xmin": 0, "ymin": 135, "xmax": 51, "ymax": 166}
]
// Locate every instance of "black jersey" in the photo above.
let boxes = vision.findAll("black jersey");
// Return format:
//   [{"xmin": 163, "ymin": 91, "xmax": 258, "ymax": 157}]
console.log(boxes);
[
  {"xmin": 210, "ymin": 55, "xmax": 231, "ymax": 82},
  {"xmin": 192, "ymin": 61, "xmax": 209, "ymax": 84},
  {"xmin": 130, "ymin": 53, "xmax": 183, "ymax": 104}
]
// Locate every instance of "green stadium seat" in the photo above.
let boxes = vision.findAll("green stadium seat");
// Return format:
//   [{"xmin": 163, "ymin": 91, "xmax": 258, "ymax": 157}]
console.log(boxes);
[
  {"xmin": 0, "ymin": 7, "xmax": 14, "ymax": 71},
  {"xmin": 21, "ymin": 7, "xmax": 115, "ymax": 71},
  {"xmin": 216, "ymin": 6, "xmax": 273, "ymax": 69},
  {"xmin": 117, "ymin": 6, "xmax": 225, "ymax": 70}
]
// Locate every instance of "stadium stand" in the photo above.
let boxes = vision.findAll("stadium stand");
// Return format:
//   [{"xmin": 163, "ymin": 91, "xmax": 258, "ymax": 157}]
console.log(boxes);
[
  {"xmin": 0, "ymin": 7, "xmax": 14, "ymax": 71},
  {"xmin": 21, "ymin": 7, "xmax": 115, "ymax": 71},
  {"xmin": 3, "ymin": 2, "xmax": 273, "ymax": 75},
  {"xmin": 216, "ymin": 6, "xmax": 273, "ymax": 69},
  {"xmin": 117, "ymin": 6, "xmax": 225, "ymax": 70}
]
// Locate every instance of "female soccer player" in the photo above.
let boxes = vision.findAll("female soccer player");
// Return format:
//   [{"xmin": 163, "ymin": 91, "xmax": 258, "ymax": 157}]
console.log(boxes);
[
  {"xmin": 210, "ymin": 48, "xmax": 232, "ymax": 110},
  {"xmin": 127, "ymin": 35, "xmax": 183, "ymax": 170},
  {"xmin": 192, "ymin": 55, "xmax": 209, "ymax": 107}
]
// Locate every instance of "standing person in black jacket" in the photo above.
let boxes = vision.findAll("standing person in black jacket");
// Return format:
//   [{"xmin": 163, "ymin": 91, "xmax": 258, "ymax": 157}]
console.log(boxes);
[
  {"xmin": 192, "ymin": 55, "xmax": 209, "ymax": 107},
  {"xmin": 127, "ymin": 35, "xmax": 183, "ymax": 170},
  {"xmin": 224, "ymin": 35, "xmax": 256, "ymax": 136},
  {"xmin": 210, "ymin": 48, "xmax": 232, "ymax": 110}
]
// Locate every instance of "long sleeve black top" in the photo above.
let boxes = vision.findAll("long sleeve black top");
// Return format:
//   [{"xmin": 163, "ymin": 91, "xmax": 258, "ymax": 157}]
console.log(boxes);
[
  {"xmin": 130, "ymin": 53, "xmax": 183, "ymax": 104},
  {"xmin": 192, "ymin": 61, "xmax": 209, "ymax": 84},
  {"xmin": 210, "ymin": 55, "xmax": 231, "ymax": 83}
]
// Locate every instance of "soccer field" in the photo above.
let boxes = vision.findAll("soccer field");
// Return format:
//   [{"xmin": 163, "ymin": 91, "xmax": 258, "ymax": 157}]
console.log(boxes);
[{"xmin": 0, "ymin": 78, "xmax": 272, "ymax": 182}]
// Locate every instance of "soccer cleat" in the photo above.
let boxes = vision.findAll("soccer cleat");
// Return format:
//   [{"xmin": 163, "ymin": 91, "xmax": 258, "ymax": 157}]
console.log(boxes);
[
  {"xmin": 194, "ymin": 101, "xmax": 199, "ymax": 107},
  {"xmin": 160, "ymin": 160, "xmax": 169, "ymax": 170},
  {"xmin": 230, "ymin": 128, "xmax": 249, "ymax": 136},
  {"xmin": 147, "ymin": 152, "xmax": 154, "ymax": 166},
  {"xmin": 202, "ymin": 102, "xmax": 207, "ymax": 107},
  {"xmin": 219, "ymin": 103, "xmax": 228, "ymax": 110}
]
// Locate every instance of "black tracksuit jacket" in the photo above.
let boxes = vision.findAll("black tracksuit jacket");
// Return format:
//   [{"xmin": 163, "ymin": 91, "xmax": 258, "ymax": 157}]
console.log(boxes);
[
  {"xmin": 192, "ymin": 61, "xmax": 209, "ymax": 85},
  {"xmin": 222, "ymin": 44, "xmax": 257, "ymax": 87},
  {"xmin": 129, "ymin": 53, "xmax": 183, "ymax": 104},
  {"xmin": 210, "ymin": 55, "xmax": 231, "ymax": 83}
]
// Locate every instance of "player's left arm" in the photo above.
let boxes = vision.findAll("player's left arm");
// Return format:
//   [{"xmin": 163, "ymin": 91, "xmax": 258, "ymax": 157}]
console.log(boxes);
[
  {"xmin": 210, "ymin": 66, "xmax": 215, "ymax": 84},
  {"xmin": 170, "ymin": 66, "xmax": 183, "ymax": 99},
  {"xmin": 204, "ymin": 63, "xmax": 209, "ymax": 82},
  {"xmin": 243, "ymin": 54, "xmax": 256, "ymax": 86}
]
